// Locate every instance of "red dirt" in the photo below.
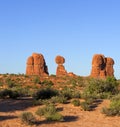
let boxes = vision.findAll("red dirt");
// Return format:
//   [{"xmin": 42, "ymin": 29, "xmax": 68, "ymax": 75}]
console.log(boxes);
[{"xmin": 0, "ymin": 99, "xmax": 120, "ymax": 127}]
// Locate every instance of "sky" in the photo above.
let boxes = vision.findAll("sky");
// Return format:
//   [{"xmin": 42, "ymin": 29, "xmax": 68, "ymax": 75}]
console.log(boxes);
[{"xmin": 0, "ymin": 0, "xmax": 120, "ymax": 79}]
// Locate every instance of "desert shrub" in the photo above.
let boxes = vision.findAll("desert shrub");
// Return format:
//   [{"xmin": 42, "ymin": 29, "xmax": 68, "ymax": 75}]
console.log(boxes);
[
  {"xmin": 9, "ymin": 90, "xmax": 20, "ymax": 99},
  {"xmin": 101, "ymin": 107, "xmax": 114, "ymax": 116},
  {"xmin": 3, "ymin": 73, "xmax": 9, "ymax": 77},
  {"xmin": 0, "ymin": 89, "xmax": 20, "ymax": 99},
  {"xmin": 71, "ymin": 99, "xmax": 80, "ymax": 106},
  {"xmin": 36, "ymin": 104, "xmax": 64, "ymax": 121},
  {"xmin": 85, "ymin": 97, "xmax": 95, "ymax": 105},
  {"xmin": 33, "ymin": 76, "xmax": 41, "ymax": 84},
  {"xmin": 111, "ymin": 94, "xmax": 120, "ymax": 101},
  {"xmin": 45, "ymin": 112, "xmax": 64, "ymax": 121},
  {"xmin": 36, "ymin": 104, "xmax": 56, "ymax": 116},
  {"xmin": 59, "ymin": 87, "xmax": 80, "ymax": 100},
  {"xmin": 59, "ymin": 88, "xmax": 73, "ymax": 100},
  {"xmin": 20, "ymin": 112, "xmax": 36, "ymax": 125},
  {"xmin": 72, "ymin": 90, "xmax": 81, "ymax": 98},
  {"xmin": 42, "ymin": 99, "xmax": 53, "ymax": 105},
  {"xmin": 50, "ymin": 96, "xmax": 67, "ymax": 104},
  {"xmin": 75, "ymin": 76, "xmax": 86, "ymax": 87},
  {"xmin": 32, "ymin": 99, "xmax": 43, "ymax": 106},
  {"xmin": 41, "ymin": 80, "xmax": 54, "ymax": 87},
  {"xmin": 68, "ymin": 78, "xmax": 77, "ymax": 87},
  {"xmin": 102, "ymin": 94, "xmax": 120, "ymax": 116},
  {"xmin": 11, "ymin": 86, "xmax": 31, "ymax": 97},
  {"xmin": 5, "ymin": 78, "xmax": 16, "ymax": 88},
  {"xmin": 0, "ymin": 89, "xmax": 10, "ymax": 98},
  {"xmin": 102, "ymin": 102, "xmax": 120, "ymax": 116},
  {"xmin": 81, "ymin": 101, "xmax": 92, "ymax": 111},
  {"xmin": 81, "ymin": 90, "xmax": 97, "ymax": 100},
  {"xmin": 82, "ymin": 77, "xmax": 118, "ymax": 99},
  {"xmin": 81, "ymin": 93, "xmax": 98, "ymax": 111},
  {"xmin": 33, "ymin": 88, "xmax": 58, "ymax": 100},
  {"xmin": 0, "ymin": 79, "xmax": 3, "ymax": 87},
  {"xmin": 102, "ymin": 77, "xmax": 118, "ymax": 95}
]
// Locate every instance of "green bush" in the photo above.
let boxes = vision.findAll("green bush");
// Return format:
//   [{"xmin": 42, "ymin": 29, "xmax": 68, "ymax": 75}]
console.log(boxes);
[
  {"xmin": 82, "ymin": 77, "xmax": 118, "ymax": 99},
  {"xmin": 0, "ymin": 89, "xmax": 10, "ymax": 98},
  {"xmin": 5, "ymin": 78, "xmax": 16, "ymax": 88},
  {"xmin": 36, "ymin": 104, "xmax": 64, "ymax": 121},
  {"xmin": 33, "ymin": 76, "xmax": 41, "ymax": 84},
  {"xmin": 41, "ymin": 80, "xmax": 54, "ymax": 87},
  {"xmin": 72, "ymin": 90, "xmax": 81, "ymax": 99},
  {"xmin": 20, "ymin": 112, "xmax": 36, "ymax": 125},
  {"xmin": 111, "ymin": 94, "xmax": 120, "ymax": 101},
  {"xmin": 102, "ymin": 94, "xmax": 120, "ymax": 116},
  {"xmin": 101, "ymin": 107, "xmax": 116, "ymax": 116},
  {"xmin": 32, "ymin": 99, "xmax": 43, "ymax": 106},
  {"xmin": 85, "ymin": 97, "xmax": 95, "ymax": 105},
  {"xmin": 33, "ymin": 88, "xmax": 58, "ymax": 100},
  {"xmin": 81, "ymin": 101, "xmax": 92, "ymax": 111},
  {"xmin": 9, "ymin": 90, "xmax": 20, "ymax": 99},
  {"xmin": 59, "ymin": 88, "xmax": 73, "ymax": 100},
  {"xmin": 0, "ymin": 80, "xmax": 3, "ymax": 87},
  {"xmin": 45, "ymin": 112, "xmax": 64, "ymax": 121},
  {"xmin": 67, "ymin": 76, "xmax": 86, "ymax": 87},
  {"xmin": 11, "ymin": 87, "xmax": 30, "ymax": 97},
  {"xmin": 71, "ymin": 99, "xmax": 80, "ymax": 106},
  {"xmin": 59, "ymin": 88, "xmax": 80, "ymax": 100},
  {"xmin": 36, "ymin": 104, "xmax": 56, "ymax": 116},
  {"xmin": 51, "ymin": 96, "xmax": 67, "ymax": 104},
  {"xmin": 0, "ymin": 89, "xmax": 20, "ymax": 99}
]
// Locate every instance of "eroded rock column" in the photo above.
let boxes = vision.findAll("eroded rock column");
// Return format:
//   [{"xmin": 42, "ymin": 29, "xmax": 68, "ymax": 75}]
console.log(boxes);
[{"xmin": 55, "ymin": 55, "xmax": 67, "ymax": 76}]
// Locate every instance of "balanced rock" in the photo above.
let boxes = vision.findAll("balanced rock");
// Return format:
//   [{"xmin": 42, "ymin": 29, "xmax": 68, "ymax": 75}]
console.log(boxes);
[
  {"xmin": 56, "ymin": 65, "xmax": 67, "ymax": 76},
  {"xmin": 90, "ymin": 54, "xmax": 114, "ymax": 79},
  {"xmin": 26, "ymin": 53, "xmax": 49, "ymax": 76},
  {"xmin": 55, "ymin": 55, "xmax": 67, "ymax": 76},
  {"xmin": 55, "ymin": 55, "xmax": 65, "ymax": 65}
]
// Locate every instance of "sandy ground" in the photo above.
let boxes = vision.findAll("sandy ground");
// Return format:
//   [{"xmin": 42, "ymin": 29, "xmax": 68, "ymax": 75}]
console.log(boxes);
[{"xmin": 0, "ymin": 98, "xmax": 120, "ymax": 127}]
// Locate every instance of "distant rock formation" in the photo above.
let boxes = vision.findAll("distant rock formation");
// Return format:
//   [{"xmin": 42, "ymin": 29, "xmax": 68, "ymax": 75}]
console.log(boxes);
[
  {"xmin": 68, "ymin": 72, "xmax": 76, "ymax": 77},
  {"xmin": 90, "ymin": 54, "xmax": 114, "ymax": 78},
  {"xmin": 105, "ymin": 57, "xmax": 114, "ymax": 77},
  {"xmin": 26, "ymin": 53, "xmax": 49, "ymax": 76},
  {"xmin": 55, "ymin": 55, "xmax": 67, "ymax": 76},
  {"xmin": 26, "ymin": 56, "xmax": 34, "ymax": 75}
]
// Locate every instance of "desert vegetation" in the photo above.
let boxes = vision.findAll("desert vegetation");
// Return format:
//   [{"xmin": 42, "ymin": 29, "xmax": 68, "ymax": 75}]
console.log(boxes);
[{"xmin": 0, "ymin": 73, "xmax": 120, "ymax": 126}]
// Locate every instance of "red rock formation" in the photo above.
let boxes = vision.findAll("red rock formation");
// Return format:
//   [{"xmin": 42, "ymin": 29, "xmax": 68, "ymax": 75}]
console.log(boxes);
[
  {"xmin": 100, "ymin": 70, "xmax": 106, "ymax": 79},
  {"xmin": 55, "ymin": 55, "xmax": 67, "ymax": 76},
  {"xmin": 105, "ymin": 57, "xmax": 114, "ymax": 77},
  {"xmin": 55, "ymin": 55, "xmax": 65, "ymax": 65},
  {"xmin": 68, "ymin": 72, "xmax": 76, "ymax": 77},
  {"xmin": 91, "ymin": 54, "xmax": 106, "ymax": 78},
  {"xmin": 26, "ymin": 53, "xmax": 49, "ymax": 76},
  {"xmin": 56, "ymin": 65, "xmax": 67, "ymax": 76},
  {"xmin": 90, "ymin": 54, "xmax": 114, "ymax": 79},
  {"xmin": 26, "ymin": 56, "xmax": 34, "ymax": 75}
]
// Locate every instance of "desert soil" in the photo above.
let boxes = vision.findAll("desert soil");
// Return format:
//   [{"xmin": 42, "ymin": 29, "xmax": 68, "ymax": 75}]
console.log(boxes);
[{"xmin": 0, "ymin": 98, "xmax": 120, "ymax": 127}]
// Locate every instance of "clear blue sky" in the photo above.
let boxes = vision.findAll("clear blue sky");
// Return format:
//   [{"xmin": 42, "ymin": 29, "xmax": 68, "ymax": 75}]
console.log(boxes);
[{"xmin": 0, "ymin": 0, "xmax": 120, "ymax": 79}]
